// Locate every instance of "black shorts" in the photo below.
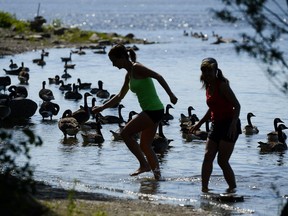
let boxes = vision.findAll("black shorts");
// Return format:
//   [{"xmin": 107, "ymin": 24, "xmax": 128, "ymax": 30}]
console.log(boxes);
[
  {"xmin": 143, "ymin": 109, "xmax": 164, "ymax": 123},
  {"xmin": 208, "ymin": 119, "xmax": 242, "ymax": 143}
]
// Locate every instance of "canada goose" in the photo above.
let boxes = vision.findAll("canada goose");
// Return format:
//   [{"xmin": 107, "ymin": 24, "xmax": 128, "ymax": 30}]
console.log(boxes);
[
  {"xmin": 32, "ymin": 53, "xmax": 44, "ymax": 64},
  {"xmin": 93, "ymin": 46, "xmax": 106, "ymax": 54},
  {"xmin": 81, "ymin": 119, "xmax": 104, "ymax": 145},
  {"xmin": 61, "ymin": 69, "xmax": 72, "ymax": 79},
  {"xmin": 41, "ymin": 49, "xmax": 49, "ymax": 57},
  {"xmin": 18, "ymin": 69, "xmax": 29, "ymax": 84},
  {"xmin": 8, "ymin": 85, "xmax": 28, "ymax": 99},
  {"xmin": 58, "ymin": 109, "xmax": 80, "ymax": 139},
  {"xmin": 0, "ymin": 97, "xmax": 11, "ymax": 121},
  {"xmin": 71, "ymin": 92, "xmax": 92, "ymax": 124},
  {"xmin": 64, "ymin": 61, "xmax": 76, "ymax": 69},
  {"xmin": 9, "ymin": 59, "xmax": 18, "ymax": 69},
  {"xmin": 179, "ymin": 106, "xmax": 194, "ymax": 123},
  {"xmin": 37, "ymin": 54, "xmax": 46, "ymax": 66},
  {"xmin": 109, "ymin": 110, "xmax": 139, "ymax": 141},
  {"xmin": 48, "ymin": 75, "xmax": 60, "ymax": 85},
  {"xmin": 77, "ymin": 78, "xmax": 92, "ymax": 90},
  {"xmin": 39, "ymin": 81, "xmax": 55, "ymax": 101},
  {"xmin": 19, "ymin": 62, "xmax": 30, "ymax": 72},
  {"xmin": 258, "ymin": 124, "xmax": 288, "ymax": 152},
  {"xmin": 267, "ymin": 118, "xmax": 284, "ymax": 142},
  {"xmin": 5, "ymin": 97, "xmax": 37, "ymax": 120},
  {"xmin": 180, "ymin": 113, "xmax": 199, "ymax": 133},
  {"xmin": 162, "ymin": 104, "xmax": 174, "ymax": 121},
  {"xmin": 90, "ymin": 80, "xmax": 103, "ymax": 94},
  {"xmin": 95, "ymin": 80, "xmax": 110, "ymax": 99},
  {"xmin": 64, "ymin": 84, "xmax": 83, "ymax": 100},
  {"xmin": 243, "ymin": 112, "xmax": 259, "ymax": 135},
  {"xmin": 3, "ymin": 67, "xmax": 22, "ymax": 75},
  {"xmin": 152, "ymin": 122, "xmax": 173, "ymax": 154},
  {"xmin": 58, "ymin": 80, "xmax": 72, "ymax": 91},
  {"xmin": 61, "ymin": 52, "xmax": 72, "ymax": 62},
  {"xmin": 39, "ymin": 101, "xmax": 60, "ymax": 120},
  {"xmin": 184, "ymin": 120, "xmax": 210, "ymax": 142},
  {"xmin": 72, "ymin": 46, "xmax": 86, "ymax": 55},
  {"xmin": 98, "ymin": 104, "xmax": 125, "ymax": 124},
  {"xmin": 0, "ymin": 76, "xmax": 11, "ymax": 92}
]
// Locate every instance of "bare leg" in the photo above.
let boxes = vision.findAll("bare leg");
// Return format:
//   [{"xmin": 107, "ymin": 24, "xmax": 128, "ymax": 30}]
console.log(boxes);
[
  {"xmin": 217, "ymin": 140, "xmax": 236, "ymax": 191},
  {"xmin": 201, "ymin": 139, "xmax": 218, "ymax": 192},
  {"xmin": 120, "ymin": 112, "xmax": 158, "ymax": 177}
]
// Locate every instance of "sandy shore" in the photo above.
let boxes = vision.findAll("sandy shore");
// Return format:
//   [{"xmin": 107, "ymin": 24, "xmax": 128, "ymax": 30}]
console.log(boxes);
[{"xmin": 35, "ymin": 182, "xmax": 209, "ymax": 216}]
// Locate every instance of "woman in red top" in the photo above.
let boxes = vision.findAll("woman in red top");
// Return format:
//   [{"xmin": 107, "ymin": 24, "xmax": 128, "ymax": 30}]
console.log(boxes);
[{"xmin": 190, "ymin": 58, "xmax": 241, "ymax": 193}]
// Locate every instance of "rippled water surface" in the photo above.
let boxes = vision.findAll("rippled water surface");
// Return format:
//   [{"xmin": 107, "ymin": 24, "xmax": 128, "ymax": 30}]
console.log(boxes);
[{"xmin": 1, "ymin": 1, "xmax": 288, "ymax": 215}]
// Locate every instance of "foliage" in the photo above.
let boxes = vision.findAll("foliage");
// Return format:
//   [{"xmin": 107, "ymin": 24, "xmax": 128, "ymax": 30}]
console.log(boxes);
[
  {"xmin": 0, "ymin": 128, "xmax": 44, "ymax": 215},
  {"xmin": 0, "ymin": 11, "xmax": 30, "ymax": 32},
  {"xmin": 214, "ymin": 0, "xmax": 288, "ymax": 94}
]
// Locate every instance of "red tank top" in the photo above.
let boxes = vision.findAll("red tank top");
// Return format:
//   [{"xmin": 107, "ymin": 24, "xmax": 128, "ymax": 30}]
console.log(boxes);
[{"xmin": 206, "ymin": 80, "xmax": 234, "ymax": 121}]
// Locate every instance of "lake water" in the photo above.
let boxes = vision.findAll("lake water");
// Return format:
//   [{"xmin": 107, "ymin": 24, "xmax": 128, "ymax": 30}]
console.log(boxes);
[{"xmin": 1, "ymin": 1, "xmax": 288, "ymax": 215}]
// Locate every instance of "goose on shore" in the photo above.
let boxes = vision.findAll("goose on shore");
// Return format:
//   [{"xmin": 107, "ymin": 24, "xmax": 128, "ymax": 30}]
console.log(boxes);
[
  {"xmin": 267, "ymin": 118, "xmax": 284, "ymax": 142},
  {"xmin": 258, "ymin": 124, "xmax": 288, "ymax": 152},
  {"xmin": 58, "ymin": 109, "xmax": 80, "ymax": 139},
  {"xmin": 243, "ymin": 112, "xmax": 259, "ymax": 135}
]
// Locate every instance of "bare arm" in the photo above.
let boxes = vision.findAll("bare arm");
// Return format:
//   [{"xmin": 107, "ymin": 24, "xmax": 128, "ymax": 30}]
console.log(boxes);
[
  {"xmin": 189, "ymin": 109, "xmax": 211, "ymax": 134},
  {"xmin": 92, "ymin": 73, "xmax": 130, "ymax": 113}
]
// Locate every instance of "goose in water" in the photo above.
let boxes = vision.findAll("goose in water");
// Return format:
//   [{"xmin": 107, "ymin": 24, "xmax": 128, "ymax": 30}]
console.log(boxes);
[
  {"xmin": 77, "ymin": 78, "xmax": 92, "ymax": 90},
  {"xmin": 109, "ymin": 110, "xmax": 139, "ymax": 141},
  {"xmin": 179, "ymin": 106, "xmax": 195, "ymax": 123},
  {"xmin": 18, "ymin": 69, "xmax": 29, "ymax": 84},
  {"xmin": 9, "ymin": 59, "xmax": 18, "ymax": 69},
  {"xmin": 8, "ymin": 85, "xmax": 28, "ymax": 99},
  {"xmin": 71, "ymin": 92, "xmax": 92, "ymax": 124},
  {"xmin": 58, "ymin": 80, "xmax": 72, "ymax": 91},
  {"xmin": 61, "ymin": 69, "xmax": 72, "ymax": 79},
  {"xmin": 162, "ymin": 104, "xmax": 174, "ymax": 121},
  {"xmin": 98, "ymin": 104, "xmax": 125, "ymax": 124},
  {"xmin": 152, "ymin": 122, "xmax": 173, "ymax": 154},
  {"xmin": 64, "ymin": 61, "xmax": 76, "ymax": 69},
  {"xmin": 39, "ymin": 81, "xmax": 55, "ymax": 101},
  {"xmin": 61, "ymin": 52, "xmax": 72, "ymax": 62},
  {"xmin": 64, "ymin": 84, "xmax": 82, "ymax": 100},
  {"xmin": 0, "ymin": 76, "xmax": 11, "ymax": 92},
  {"xmin": 48, "ymin": 75, "xmax": 60, "ymax": 85},
  {"xmin": 39, "ymin": 101, "xmax": 60, "ymax": 120},
  {"xmin": 58, "ymin": 109, "xmax": 80, "ymax": 139},
  {"xmin": 243, "ymin": 112, "xmax": 259, "ymax": 135},
  {"xmin": 41, "ymin": 49, "xmax": 49, "ymax": 57},
  {"xmin": 184, "ymin": 120, "xmax": 210, "ymax": 142},
  {"xmin": 95, "ymin": 80, "xmax": 110, "ymax": 99},
  {"xmin": 81, "ymin": 117, "xmax": 104, "ymax": 145},
  {"xmin": 267, "ymin": 118, "xmax": 284, "ymax": 142},
  {"xmin": 258, "ymin": 124, "xmax": 288, "ymax": 152}
]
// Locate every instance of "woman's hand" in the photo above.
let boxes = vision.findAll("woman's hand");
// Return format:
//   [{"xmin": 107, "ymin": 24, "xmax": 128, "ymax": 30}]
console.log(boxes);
[
  {"xmin": 170, "ymin": 93, "xmax": 178, "ymax": 105},
  {"xmin": 189, "ymin": 122, "xmax": 201, "ymax": 134}
]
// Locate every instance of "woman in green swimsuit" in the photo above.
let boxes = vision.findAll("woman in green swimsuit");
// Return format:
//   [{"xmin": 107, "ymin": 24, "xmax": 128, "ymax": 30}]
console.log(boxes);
[{"xmin": 92, "ymin": 44, "xmax": 177, "ymax": 179}]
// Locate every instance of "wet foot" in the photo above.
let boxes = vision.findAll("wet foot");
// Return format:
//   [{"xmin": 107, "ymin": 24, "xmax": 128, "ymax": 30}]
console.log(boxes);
[
  {"xmin": 201, "ymin": 187, "xmax": 210, "ymax": 193},
  {"xmin": 130, "ymin": 167, "xmax": 151, "ymax": 176},
  {"xmin": 226, "ymin": 187, "xmax": 237, "ymax": 193},
  {"xmin": 153, "ymin": 168, "xmax": 161, "ymax": 180}
]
